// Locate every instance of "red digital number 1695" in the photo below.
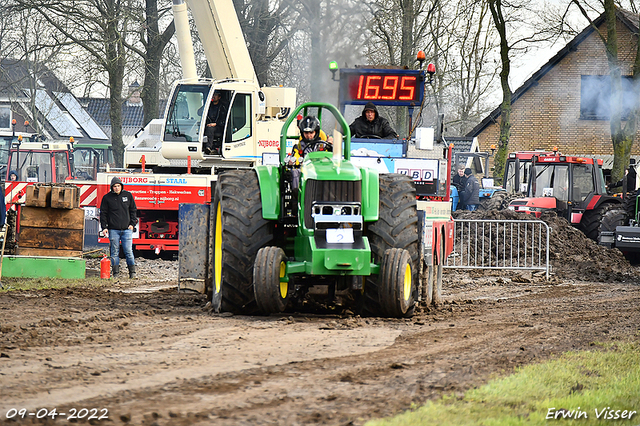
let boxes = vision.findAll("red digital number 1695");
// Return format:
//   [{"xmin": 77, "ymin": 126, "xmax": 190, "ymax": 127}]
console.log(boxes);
[{"xmin": 357, "ymin": 75, "xmax": 416, "ymax": 101}]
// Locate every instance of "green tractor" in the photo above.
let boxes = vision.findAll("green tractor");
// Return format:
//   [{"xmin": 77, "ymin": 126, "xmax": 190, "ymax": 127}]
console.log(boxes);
[{"xmin": 210, "ymin": 102, "xmax": 420, "ymax": 317}]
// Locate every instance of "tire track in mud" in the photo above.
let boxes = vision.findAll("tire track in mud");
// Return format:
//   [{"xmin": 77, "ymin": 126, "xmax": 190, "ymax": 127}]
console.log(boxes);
[{"xmin": 1, "ymin": 278, "xmax": 639, "ymax": 425}]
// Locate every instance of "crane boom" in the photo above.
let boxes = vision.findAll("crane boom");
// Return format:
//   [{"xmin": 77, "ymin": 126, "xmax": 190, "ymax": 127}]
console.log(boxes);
[
  {"xmin": 126, "ymin": 0, "xmax": 295, "ymax": 168},
  {"xmin": 184, "ymin": 0, "xmax": 257, "ymax": 82},
  {"xmin": 172, "ymin": 0, "xmax": 197, "ymax": 80}
]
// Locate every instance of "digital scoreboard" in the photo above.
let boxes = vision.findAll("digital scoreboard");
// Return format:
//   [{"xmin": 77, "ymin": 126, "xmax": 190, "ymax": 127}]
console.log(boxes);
[{"xmin": 338, "ymin": 68, "xmax": 425, "ymax": 109}]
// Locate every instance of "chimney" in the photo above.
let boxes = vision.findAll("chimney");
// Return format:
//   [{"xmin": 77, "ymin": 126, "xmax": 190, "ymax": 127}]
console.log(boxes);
[{"xmin": 128, "ymin": 80, "xmax": 142, "ymax": 105}]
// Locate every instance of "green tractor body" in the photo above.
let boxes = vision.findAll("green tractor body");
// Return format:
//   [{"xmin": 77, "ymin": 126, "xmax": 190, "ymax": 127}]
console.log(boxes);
[
  {"xmin": 257, "ymin": 150, "xmax": 379, "ymax": 277},
  {"xmin": 210, "ymin": 102, "xmax": 420, "ymax": 317}
]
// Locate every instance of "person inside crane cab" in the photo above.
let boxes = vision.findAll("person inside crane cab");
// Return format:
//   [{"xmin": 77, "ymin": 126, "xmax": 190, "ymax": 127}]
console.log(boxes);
[
  {"xmin": 287, "ymin": 116, "xmax": 333, "ymax": 165},
  {"xmin": 349, "ymin": 102, "xmax": 399, "ymax": 139},
  {"xmin": 202, "ymin": 90, "xmax": 227, "ymax": 155}
]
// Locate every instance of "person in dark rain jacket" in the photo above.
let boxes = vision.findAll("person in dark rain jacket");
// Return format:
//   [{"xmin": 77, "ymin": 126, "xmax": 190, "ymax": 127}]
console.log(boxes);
[
  {"xmin": 349, "ymin": 102, "xmax": 399, "ymax": 139},
  {"xmin": 100, "ymin": 177, "xmax": 138, "ymax": 278},
  {"xmin": 462, "ymin": 168, "xmax": 480, "ymax": 211}
]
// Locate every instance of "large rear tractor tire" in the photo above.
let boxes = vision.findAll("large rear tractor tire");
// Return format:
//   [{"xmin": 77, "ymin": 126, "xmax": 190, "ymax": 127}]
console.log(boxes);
[
  {"xmin": 599, "ymin": 208, "xmax": 627, "ymax": 235},
  {"xmin": 379, "ymin": 248, "xmax": 415, "ymax": 317},
  {"xmin": 211, "ymin": 170, "xmax": 273, "ymax": 314},
  {"xmin": 360, "ymin": 174, "xmax": 419, "ymax": 318},
  {"xmin": 253, "ymin": 247, "xmax": 290, "ymax": 315},
  {"xmin": 580, "ymin": 204, "xmax": 618, "ymax": 241}
]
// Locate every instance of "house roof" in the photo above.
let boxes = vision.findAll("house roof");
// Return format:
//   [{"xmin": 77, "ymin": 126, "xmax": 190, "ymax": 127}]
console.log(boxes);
[
  {"xmin": 0, "ymin": 59, "xmax": 68, "ymax": 97},
  {"xmin": 445, "ymin": 136, "xmax": 486, "ymax": 172},
  {"xmin": 0, "ymin": 59, "xmax": 109, "ymax": 142},
  {"xmin": 79, "ymin": 97, "xmax": 166, "ymax": 137},
  {"xmin": 466, "ymin": 9, "xmax": 639, "ymax": 138}
]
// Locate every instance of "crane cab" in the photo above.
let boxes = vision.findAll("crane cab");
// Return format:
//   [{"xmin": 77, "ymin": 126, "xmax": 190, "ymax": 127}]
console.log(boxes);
[
  {"xmin": 160, "ymin": 79, "xmax": 296, "ymax": 168},
  {"xmin": 161, "ymin": 80, "xmax": 255, "ymax": 162}
]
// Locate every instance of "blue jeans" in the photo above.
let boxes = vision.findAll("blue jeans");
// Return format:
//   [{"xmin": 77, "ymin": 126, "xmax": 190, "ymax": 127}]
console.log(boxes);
[
  {"xmin": 109, "ymin": 229, "xmax": 135, "ymax": 267},
  {"xmin": 466, "ymin": 204, "xmax": 478, "ymax": 211}
]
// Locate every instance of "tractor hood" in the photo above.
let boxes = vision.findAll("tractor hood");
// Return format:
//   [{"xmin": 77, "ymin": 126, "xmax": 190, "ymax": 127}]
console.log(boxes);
[
  {"xmin": 508, "ymin": 197, "xmax": 557, "ymax": 217},
  {"xmin": 301, "ymin": 152, "xmax": 362, "ymax": 181}
]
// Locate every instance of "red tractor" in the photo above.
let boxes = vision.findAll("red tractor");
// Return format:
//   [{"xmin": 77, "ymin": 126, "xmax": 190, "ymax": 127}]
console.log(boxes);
[{"xmin": 507, "ymin": 152, "xmax": 621, "ymax": 240}]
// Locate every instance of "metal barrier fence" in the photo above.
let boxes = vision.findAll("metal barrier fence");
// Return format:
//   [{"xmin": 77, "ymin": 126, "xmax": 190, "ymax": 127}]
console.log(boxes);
[{"xmin": 444, "ymin": 219, "xmax": 550, "ymax": 279}]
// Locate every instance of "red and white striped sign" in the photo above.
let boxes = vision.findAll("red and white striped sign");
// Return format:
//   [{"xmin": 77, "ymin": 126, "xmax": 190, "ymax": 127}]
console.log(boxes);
[
  {"xmin": 78, "ymin": 184, "xmax": 98, "ymax": 207},
  {"xmin": 4, "ymin": 182, "xmax": 98, "ymax": 208},
  {"xmin": 5, "ymin": 182, "xmax": 28, "ymax": 205}
]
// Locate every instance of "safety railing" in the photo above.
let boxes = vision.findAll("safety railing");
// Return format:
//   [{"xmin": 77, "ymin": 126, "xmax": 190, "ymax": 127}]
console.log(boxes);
[{"xmin": 444, "ymin": 219, "xmax": 550, "ymax": 279}]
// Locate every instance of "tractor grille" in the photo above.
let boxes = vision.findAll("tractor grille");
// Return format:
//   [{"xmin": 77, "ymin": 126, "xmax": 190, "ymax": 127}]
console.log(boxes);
[{"xmin": 304, "ymin": 179, "xmax": 362, "ymax": 228}]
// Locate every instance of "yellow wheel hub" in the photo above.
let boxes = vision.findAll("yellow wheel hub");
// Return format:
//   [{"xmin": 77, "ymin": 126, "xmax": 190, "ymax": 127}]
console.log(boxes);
[
  {"xmin": 279, "ymin": 260, "xmax": 287, "ymax": 299},
  {"xmin": 403, "ymin": 263, "xmax": 411, "ymax": 301}
]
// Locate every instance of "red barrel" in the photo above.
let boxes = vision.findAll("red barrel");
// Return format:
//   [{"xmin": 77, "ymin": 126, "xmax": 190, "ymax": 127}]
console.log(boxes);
[{"xmin": 100, "ymin": 255, "xmax": 111, "ymax": 279}]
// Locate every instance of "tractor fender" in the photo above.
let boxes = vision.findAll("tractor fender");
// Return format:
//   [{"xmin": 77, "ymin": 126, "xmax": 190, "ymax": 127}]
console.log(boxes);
[
  {"xmin": 360, "ymin": 167, "xmax": 379, "ymax": 222},
  {"xmin": 255, "ymin": 165, "xmax": 280, "ymax": 220},
  {"xmin": 432, "ymin": 221, "xmax": 454, "ymax": 265},
  {"xmin": 585, "ymin": 194, "xmax": 622, "ymax": 211}
]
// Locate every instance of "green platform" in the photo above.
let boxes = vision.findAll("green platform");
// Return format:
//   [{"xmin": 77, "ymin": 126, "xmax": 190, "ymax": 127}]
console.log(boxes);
[{"xmin": 1, "ymin": 256, "xmax": 86, "ymax": 279}]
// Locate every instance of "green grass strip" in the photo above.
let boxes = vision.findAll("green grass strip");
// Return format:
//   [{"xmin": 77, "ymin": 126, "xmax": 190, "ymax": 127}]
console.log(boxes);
[
  {"xmin": 367, "ymin": 342, "xmax": 640, "ymax": 426},
  {"xmin": 0, "ymin": 277, "xmax": 109, "ymax": 292}
]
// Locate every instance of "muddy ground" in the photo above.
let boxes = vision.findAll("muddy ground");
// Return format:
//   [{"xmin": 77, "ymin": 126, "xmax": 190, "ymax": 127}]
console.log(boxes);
[{"xmin": 1, "ymin": 212, "xmax": 639, "ymax": 425}]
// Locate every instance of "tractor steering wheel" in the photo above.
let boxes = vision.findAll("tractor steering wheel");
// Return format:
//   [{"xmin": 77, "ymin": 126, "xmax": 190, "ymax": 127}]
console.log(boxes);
[
  {"xmin": 302, "ymin": 140, "xmax": 332, "ymax": 156},
  {"xmin": 358, "ymin": 134, "xmax": 382, "ymax": 139}
]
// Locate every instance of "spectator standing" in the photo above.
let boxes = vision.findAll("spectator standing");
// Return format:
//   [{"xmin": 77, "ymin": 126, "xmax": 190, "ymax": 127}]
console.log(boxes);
[
  {"xmin": 452, "ymin": 165, "xmax": 467, "ymax": 209},
  {"xmin": 462, "ymin": 168, "xmax": 480, "ymax": 211},
  {"xmin": 609, "ymin": 158, "xmax": 637, "ymax": 193},
  {"xmin": 349, "ymin": 102, "xmax": 399, "ymax": 139},
  {"xmin": 100, "ymin": 177, "xmax": 138, "ymax": 278}
]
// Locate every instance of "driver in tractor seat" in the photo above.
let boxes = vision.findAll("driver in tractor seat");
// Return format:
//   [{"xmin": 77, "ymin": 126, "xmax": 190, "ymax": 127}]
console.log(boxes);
[
  {"xmin": 285, "ymin": 116, "xmax": 333, "ymax": 191},
  {"xmin": 287, "ymin": 116, "xmax": 333, "ymax": 165},
  {"xmin": 349, "ymin": 102, "xmax": 399, "ymax": 139}
]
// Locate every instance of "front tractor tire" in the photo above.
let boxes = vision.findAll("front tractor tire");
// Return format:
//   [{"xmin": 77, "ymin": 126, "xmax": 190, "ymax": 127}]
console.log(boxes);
[
  {"xmin": 379, "ymin": 248, "xmax": 415, "ymax": 317},
  {"xmin": 253, "ymin": 247, "xmax": 290, "ymax": 315},
  {"xmin": 360, "ymin": 173, "xmax": 419, "ymax": 318},
  {"xmin": 211, "ymin": 170, "xmax": 273, "ymax": 314}
]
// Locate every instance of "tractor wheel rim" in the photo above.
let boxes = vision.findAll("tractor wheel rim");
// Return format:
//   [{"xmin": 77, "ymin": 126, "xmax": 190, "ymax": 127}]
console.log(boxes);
[
  {"xmin": 279, "ymin": 260, "xmax": 287, "ymax": 299},
  {"xmin": 403, "ymin": 263, "xmax": 411, "ymax": 301},
  {"xmin": 214, "ymin": 203, "xmax": 222, "ymax": 293}
]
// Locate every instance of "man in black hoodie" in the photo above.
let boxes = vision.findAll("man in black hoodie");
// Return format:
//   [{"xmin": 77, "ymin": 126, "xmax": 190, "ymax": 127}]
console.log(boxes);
[
  {"xmin": 100, "ymin": 177, "xmax": 138, "ymax": 278},
  {"xmin": 349, "ymin": 102, "xmax": 399, "ymax": 139}
]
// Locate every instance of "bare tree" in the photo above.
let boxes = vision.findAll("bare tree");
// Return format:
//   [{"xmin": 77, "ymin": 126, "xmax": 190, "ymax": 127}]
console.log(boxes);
[
  {"xmin": 487, "ymin": 0, "xmax": 512, "ymax": 178},
  {"xmin": 0, "ymin": 5, "xmax": 70, "ymax": 138},
  {"xmin": 487, "ymin": 0, "xmax": 560, "ymax": 178},
  {"xmin": 286, "ymin": 0, "xmax": 369, "ymax": 103},
  {"xmin": 128, "ymin": 0, "xmax": 175, "ymax": 126},
  {"xmin": 233, "ymin": 0, "xmax": 299, "ymax": 87},
  {"xmin": 16, "ymin": 0, "xmax": 135, "ymax": 167},
  {"xmin": 362, "ymin": 0, "xmax": 439, "ymax": 134},
  {"xmin": 570, "ymin": 0, "xmax": 640, "ymax": 186},
  {"xmin": 367, "ymin": 0, "xmax": 437, "ymax": 67},
  {"xmin": 446, "ymin": 0, "xmax": 499, "ymax": 135}
]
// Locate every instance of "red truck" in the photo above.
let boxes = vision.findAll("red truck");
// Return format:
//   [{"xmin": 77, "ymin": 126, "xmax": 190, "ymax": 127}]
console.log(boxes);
[{"xmin": 96, "ymin": 172, "xmax": 213, "ymax": 255}]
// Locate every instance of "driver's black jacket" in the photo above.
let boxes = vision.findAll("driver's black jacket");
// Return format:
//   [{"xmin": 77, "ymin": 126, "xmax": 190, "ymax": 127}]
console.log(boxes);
[{"xmin": 349, "ymin": 102, "xmax": 398, "ymax": 139}]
